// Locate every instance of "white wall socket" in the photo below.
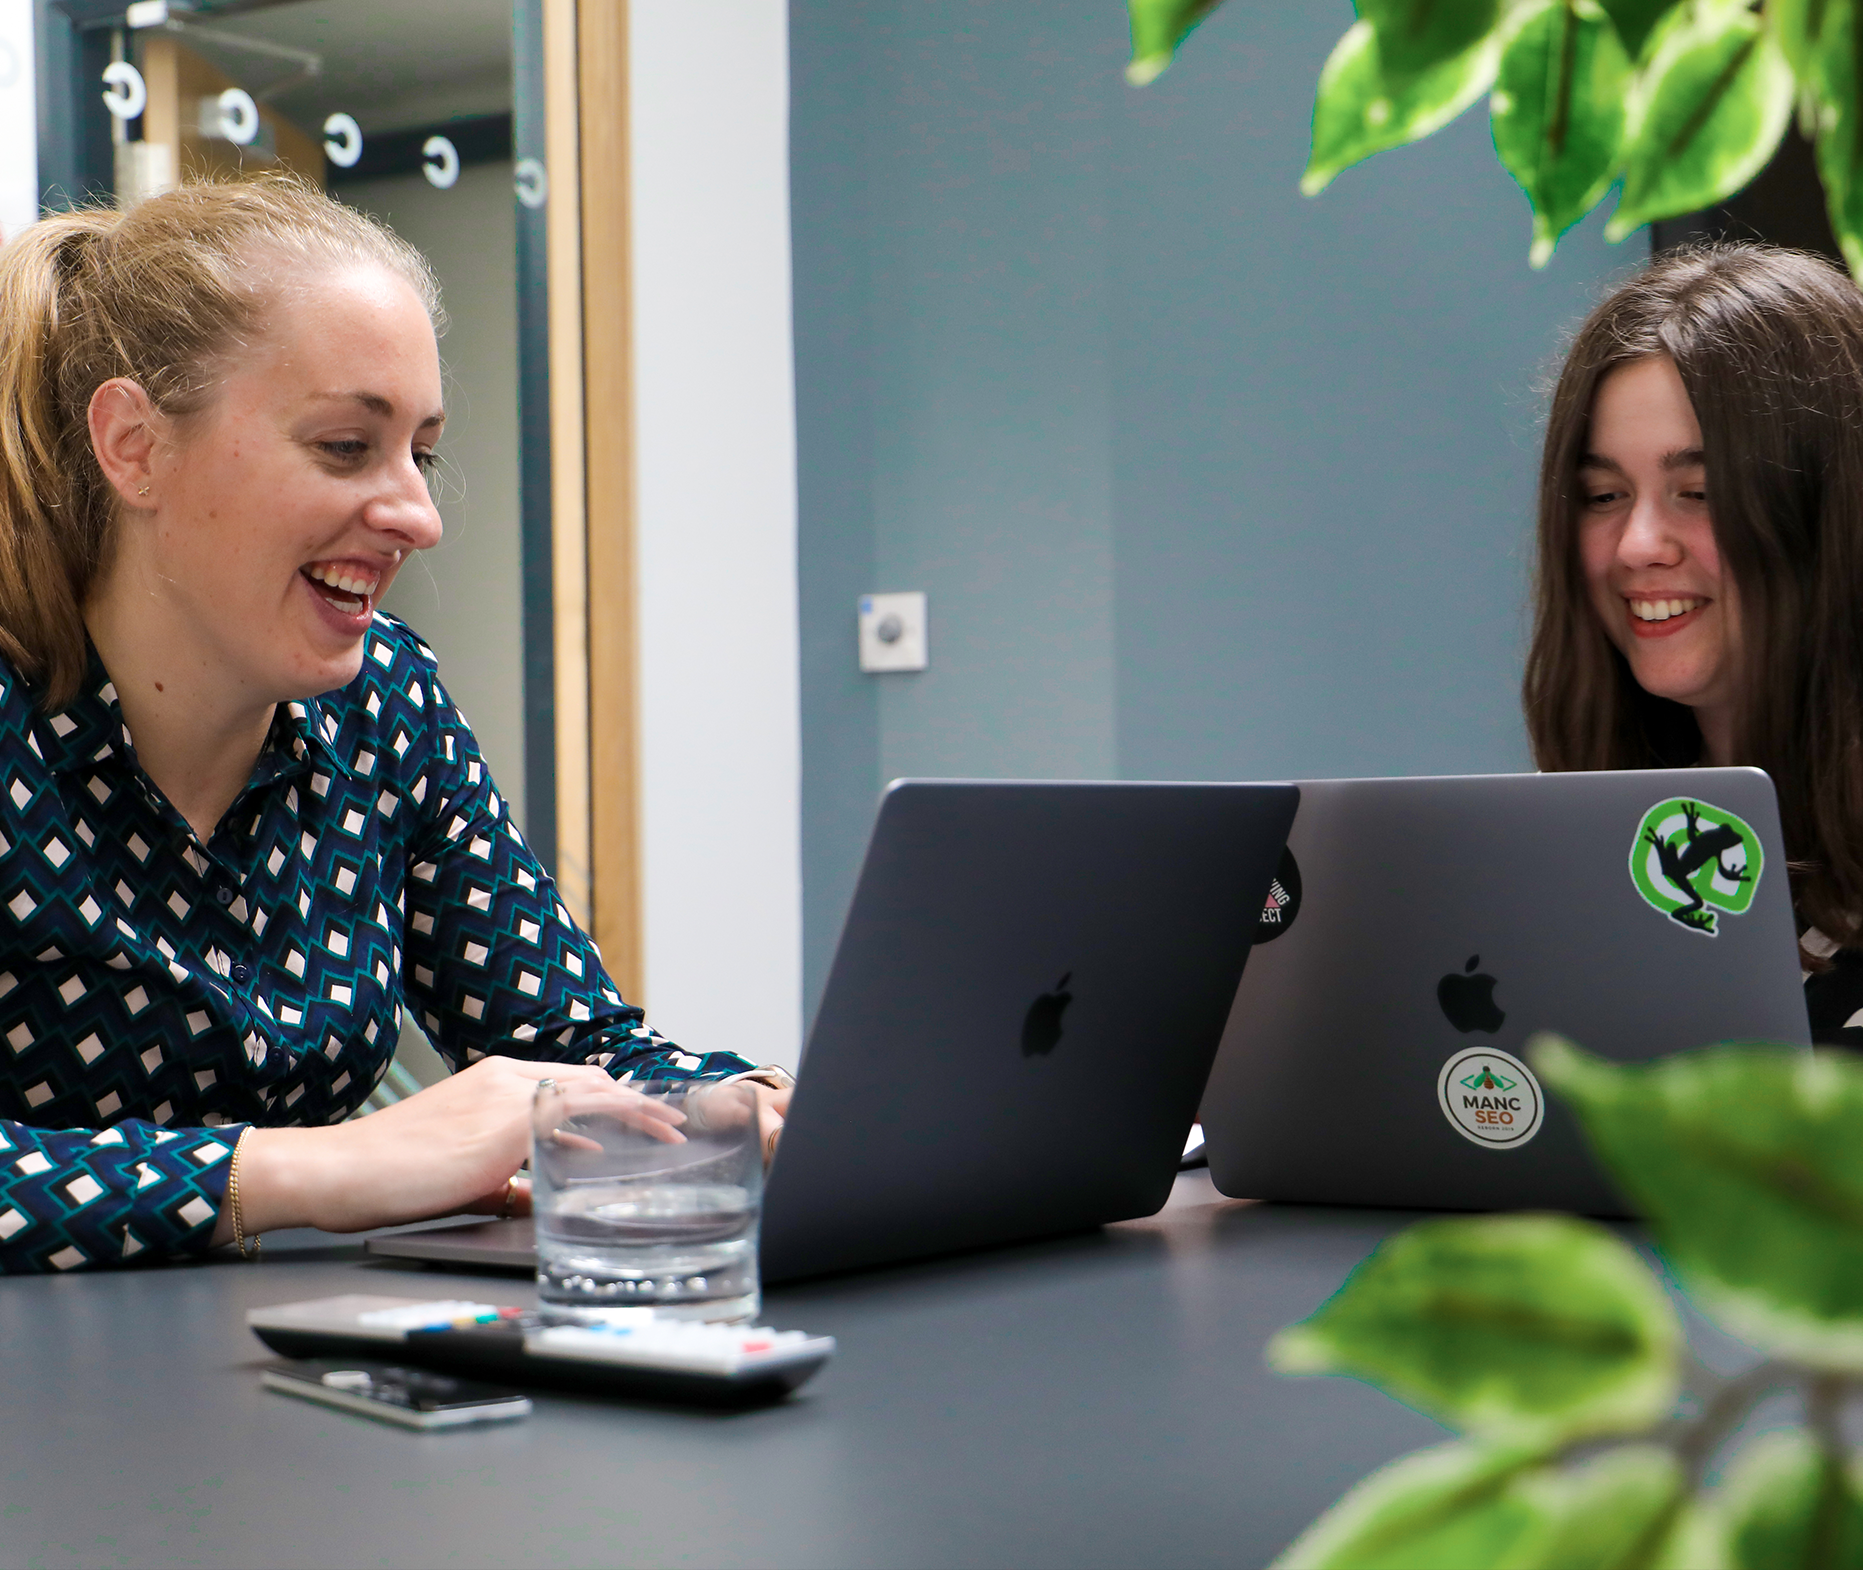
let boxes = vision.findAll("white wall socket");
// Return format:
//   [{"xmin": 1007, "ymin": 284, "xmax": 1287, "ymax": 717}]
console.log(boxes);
[{"xmin": 859, "ymin": 591, "xmax": 928, "ymax": 673}]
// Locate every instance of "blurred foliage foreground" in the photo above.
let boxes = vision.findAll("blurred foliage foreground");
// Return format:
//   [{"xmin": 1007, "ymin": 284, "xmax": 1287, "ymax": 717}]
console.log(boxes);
[
  {"xmin": 1128, "ymin": 0, "xmax": 1863, "ymax": 272},
  {"xmin": 1265, "ymin": 1037, "xmax": 1863, "ymax": 1569}
]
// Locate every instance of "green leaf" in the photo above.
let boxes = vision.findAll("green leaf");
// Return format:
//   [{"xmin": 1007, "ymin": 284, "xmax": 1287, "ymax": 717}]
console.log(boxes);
[
  {"xmin": 1304, "ymin": 20, "xmax": 1503, "ymax": 195},
  {"xmin": 1275, "ymin": 1442, "xmax": 1689, "ymax": 1570},
  {"xmin": 1269, "ymin": 1213, "xmax": 1681, "ymax": 1444},
  {"xmin": 1360, "ymin": 0, "xmax": 1506, "ymax": 85},
  {"xmin": 1500, "ymin": 1445, "xmax": 1688, "ymax": 1569},
  {"xmin": 1125, "ymin": 0, "xmax": 1229, "ymax": 86},
  {"xmin": 1607, "ymin": 0, "xmax": 1795, "ymax": 239},
  {"xmin": 1814, "ymin": 0, "xmax": 1863, "ymax": 275},
  {"xmin": 1771, "ymin": 0, "xmax": 1838, "ymax": 82},
  {"xmin": 1534, "ymin": 1038, "xmax": 1863, "ymax": 1370},
  {"xmin": 1273, "ymin": 1441, "xmax": 1549, "ymax": 1570},
  {"xmin": 1656, "ymin": 1504, "xmax": 1729, "ymax": 1570},
  {"xmin": 1491, "ymin": 0, "xmax": 1634, "ymax": 265},
  {"xmin": 1716, "ymin": 1430, "xmax": 1863, "ymax": 1570},
  {"xmin": 1600, "ymin": 0, "xmax": 1685, "ymax": 59}
]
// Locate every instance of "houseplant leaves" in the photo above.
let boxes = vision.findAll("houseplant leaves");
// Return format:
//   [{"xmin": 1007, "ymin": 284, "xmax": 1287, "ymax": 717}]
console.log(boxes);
[
  {"xmin": 1601, "ymin": 0, "xmax": 1687, "ymax": 58},
  {"xmin": 1304, "ymin": 20, "xmax": 1502, "ymax": 196},
  {"xmin": 1360, "ymin": 0, "xmax": 1507, "ymax": 86},
  {"xmin": 1491, "ymin": 0, "xmax": 1635, "ymax": 265},
  {"xmin": 1130, "ymin": 0, "xmax": 1863, "ymax": 279},
  {"xmin": 1771, "ymin": 0, "xmax": 1840, "ymax": 79},
  {"xmin": 1268, "ymin": 1212, "xmax": 1682, "ymax": 1444},
  {"xmin": 1715, "ymin": 1429, "xmax": 1863, "ymax": 1569},
  {"xmin": 1125, "ymin": 0, "xmax": 1231, "ymax": 86},
  {"xmin": 1535, "ymin": 1038, "xmax": 1863, "ymax": 1370},
  {"xmin": 1607, "ymin": 0, "xmax": 1795, "ymax": 237},
  {"xmin": 1813, "ymin": 1, "xmax": 1863, "ymax": 274},
  {"xmin": 1503, "ymin": 1445, "xmax": 1691, "ymax": 1569},
  {"xmin": 1272, "ymin": 1441, "xmax": 1552, "ymax": 1570},
  {"xmin": 1273, "ymin": 1440, "xmax": 1692, "ymax": 1570}
]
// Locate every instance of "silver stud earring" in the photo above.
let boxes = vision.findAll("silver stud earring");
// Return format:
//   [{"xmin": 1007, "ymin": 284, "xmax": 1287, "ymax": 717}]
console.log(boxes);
[{"xmin": 136, "ymin": 485, "xmax": 149, "ymax": 497}]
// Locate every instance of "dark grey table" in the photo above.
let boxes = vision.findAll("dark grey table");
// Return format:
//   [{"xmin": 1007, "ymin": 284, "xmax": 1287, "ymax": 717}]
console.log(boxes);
[{"xmin": 0, "ymin": 1174, "xmax": 1446, "ymax": 1569}]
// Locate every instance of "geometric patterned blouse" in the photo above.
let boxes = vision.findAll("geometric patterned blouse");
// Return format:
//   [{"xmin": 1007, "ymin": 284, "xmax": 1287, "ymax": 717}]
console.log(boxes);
[
  {"xmin": 1801, "ymin": 927, "xmax": 1863, "ymax": 1050},
  {"xmin": 0, "ymin": 614, "xmax": 752, "ymax": 1273}
]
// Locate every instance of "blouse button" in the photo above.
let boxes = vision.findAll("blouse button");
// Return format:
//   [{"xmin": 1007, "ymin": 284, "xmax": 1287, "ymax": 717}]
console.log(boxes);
[
  {"xmin": 231, "ymin": 963, "xmax": 252, "ymax": 984},
  {"xmin": 215, "ymin": 887, "xmax": 235, "ymax": 905}
]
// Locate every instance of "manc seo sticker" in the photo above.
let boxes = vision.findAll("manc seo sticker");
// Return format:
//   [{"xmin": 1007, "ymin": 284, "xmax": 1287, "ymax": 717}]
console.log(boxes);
[{"xmin": 1437, "ymin": 1046, "xmax": 1545, "ymax": 1150}]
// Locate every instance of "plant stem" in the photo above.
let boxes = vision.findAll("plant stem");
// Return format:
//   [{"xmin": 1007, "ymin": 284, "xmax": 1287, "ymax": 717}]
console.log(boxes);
[
  {"xmin": 1805, "ymin": 1373, "xmax": 1849, "ymax": 1570},
  {"xmin": 1673, "ymin": 1359, "xmax": 1795, "ymax": 1488},
  {"xmin": 1806, "ymin": 1371, "xmax": 1847, "ymax": 1457}
]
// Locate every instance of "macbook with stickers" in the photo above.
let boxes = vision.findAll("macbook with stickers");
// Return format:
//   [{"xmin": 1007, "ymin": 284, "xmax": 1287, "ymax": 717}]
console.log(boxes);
[
  {"xmin": 1198, "ymin": 768, "xmax": 1809, "ymax": 1217},
  {"xmin": 370, "ymin": 778, "xmax": 1299, "ymax": 1281}
]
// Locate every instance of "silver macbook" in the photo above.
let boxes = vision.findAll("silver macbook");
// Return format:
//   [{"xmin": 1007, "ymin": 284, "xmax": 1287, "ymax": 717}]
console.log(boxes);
[
  {"xmin": 1200, "ymin": 769, "xmax": 1809, "ymax": 1216},
  {"xmin": 371, "ymin": 778, "xmax": 1298, "ymax": 1280}
]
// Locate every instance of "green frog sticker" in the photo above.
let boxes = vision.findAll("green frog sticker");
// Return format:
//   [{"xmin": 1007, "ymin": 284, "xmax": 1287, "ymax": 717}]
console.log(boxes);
[{"xmin": 1628, "ymin": 798, "xmax": 1763, "ymax": 937}]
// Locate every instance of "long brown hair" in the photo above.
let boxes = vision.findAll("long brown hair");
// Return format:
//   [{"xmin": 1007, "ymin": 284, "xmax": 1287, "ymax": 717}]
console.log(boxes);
[
  {"xmin": 0, "ymin": 175, "xmax": 440, "ymax": 708},
  {"xmin": 1523, "ymin": 242, "xmax": 1863, "ymax": 945}
]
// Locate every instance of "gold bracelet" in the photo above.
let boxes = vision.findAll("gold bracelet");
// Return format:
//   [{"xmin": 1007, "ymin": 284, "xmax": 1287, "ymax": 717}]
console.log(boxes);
[
  {"xmin": 229, "ymin": 1128, "xmax": 260, "ymax": 1261},
  {"xmin": 726, "ymin": 1065, "xmax": 797, "ymax": 1092}
]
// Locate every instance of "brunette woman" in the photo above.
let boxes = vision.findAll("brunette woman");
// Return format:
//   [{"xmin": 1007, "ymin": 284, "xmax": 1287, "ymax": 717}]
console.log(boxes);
[
  {"xmin": 1525, "ymin": 240, "xmax": 1863, "ymax": 1042},
  {"xmin": 0, "ymin": 176, "xmax": 789, "ymax": 1273}
]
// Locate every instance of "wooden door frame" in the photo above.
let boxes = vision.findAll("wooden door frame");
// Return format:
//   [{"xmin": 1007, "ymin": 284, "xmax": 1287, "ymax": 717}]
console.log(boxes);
[{"xmin": 543, "ymin": 0, "xmax": 641, "ymax": 999}]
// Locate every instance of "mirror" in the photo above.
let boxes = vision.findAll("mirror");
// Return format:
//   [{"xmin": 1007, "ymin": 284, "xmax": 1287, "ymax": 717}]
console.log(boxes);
[
  {"xmin": 37, "ymin": 0, "xmax": 557, "ymax": 866},
  {"xmin": 34, "ymin": 0, "xmax": 567, "ymax": 1099}
]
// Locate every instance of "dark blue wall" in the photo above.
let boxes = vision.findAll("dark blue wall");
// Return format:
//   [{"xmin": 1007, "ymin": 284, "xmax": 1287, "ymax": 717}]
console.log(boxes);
[{"xmin": 791, "ymin": 0, "xmax": 1645, "ymax": 1017}]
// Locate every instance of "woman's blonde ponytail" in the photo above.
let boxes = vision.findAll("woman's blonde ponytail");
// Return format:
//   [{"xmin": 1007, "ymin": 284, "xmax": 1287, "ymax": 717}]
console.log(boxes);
[
  {"xmin": 0, "ymin": 211, "xmax": 121, "ymax": 705},
  {"xmin": 0, "ymin": 175, "xmax": 439, "ymax": 708}
]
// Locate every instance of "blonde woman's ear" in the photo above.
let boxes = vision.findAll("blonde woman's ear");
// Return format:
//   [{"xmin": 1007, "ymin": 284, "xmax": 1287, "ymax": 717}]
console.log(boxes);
[{"xmin": 86, "ymin": 377, "xmax": 162, "ymax": 508}]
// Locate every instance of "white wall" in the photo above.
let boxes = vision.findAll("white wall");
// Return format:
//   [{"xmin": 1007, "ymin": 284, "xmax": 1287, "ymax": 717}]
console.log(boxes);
[
  {"xmin": 630, "ymin": 0, "xmax": 803, "ymax": 1066},
  {"xmin": 0, "ymin": 0, "xmax": 35, "ymax": 242}
]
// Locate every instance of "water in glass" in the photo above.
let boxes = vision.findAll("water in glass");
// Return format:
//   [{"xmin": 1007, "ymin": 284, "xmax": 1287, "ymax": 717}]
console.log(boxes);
[{"xmin": 531, "ymin": 1078, "xmax": 763, "ymax": 1323}]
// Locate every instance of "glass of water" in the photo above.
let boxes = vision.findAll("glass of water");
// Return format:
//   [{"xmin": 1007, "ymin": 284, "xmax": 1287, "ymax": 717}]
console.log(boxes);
[{"xmin": 531, "ymin": 1077, "xmax": 764, "ymax": 1323}]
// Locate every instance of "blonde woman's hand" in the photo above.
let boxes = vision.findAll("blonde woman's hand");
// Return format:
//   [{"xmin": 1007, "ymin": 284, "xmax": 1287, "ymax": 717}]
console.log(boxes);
[
  {"xmin": 755, "ymin": 1084, "xmax": 790, "ymax": 1166},
  {"xmin": 213, "ymin": 1057, "xmax": 677, "ymax": 1240}
]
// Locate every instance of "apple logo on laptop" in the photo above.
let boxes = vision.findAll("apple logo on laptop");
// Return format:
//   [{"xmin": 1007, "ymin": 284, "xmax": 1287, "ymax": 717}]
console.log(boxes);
[
  {"xmin": 1021, "ymin": 972, "xmax": 1073, "ymax": 1056},
  {"xmin": 1438, "ymin": 954, "xmax": 1505, "ymax": 1034}
]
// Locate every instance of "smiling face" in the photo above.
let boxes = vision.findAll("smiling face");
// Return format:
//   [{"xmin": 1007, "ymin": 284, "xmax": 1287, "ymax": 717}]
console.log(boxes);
[
  {"xmin": 93, "ymin": 262, "xmax": 445, "ymax": 710},
  {"xmin": 1577, "ymin": 355, "xmax": 1742, "ymax": 752}
]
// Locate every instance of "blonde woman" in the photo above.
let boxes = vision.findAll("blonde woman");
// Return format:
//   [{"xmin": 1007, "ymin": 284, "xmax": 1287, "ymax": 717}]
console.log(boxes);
[{"xmin": 0, "ymin": 177, "xmax": 788, "ymax": 1272}]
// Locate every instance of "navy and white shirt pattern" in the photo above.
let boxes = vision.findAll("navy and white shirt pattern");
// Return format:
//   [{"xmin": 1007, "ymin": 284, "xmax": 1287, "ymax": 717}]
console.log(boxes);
[
  {"xmin": 0, "ymin": 615, "xmax": 752, "ymax": 1273},
  {"xmin": 1803, "ymin": 927, "xmax": 1863, "ymax": 1051}
]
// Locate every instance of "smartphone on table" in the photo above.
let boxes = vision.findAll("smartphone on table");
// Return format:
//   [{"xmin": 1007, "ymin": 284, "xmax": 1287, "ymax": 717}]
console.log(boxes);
[{"xmin": 261, "ymin": 1359, "xmax": 532, "ymax": 1430}]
